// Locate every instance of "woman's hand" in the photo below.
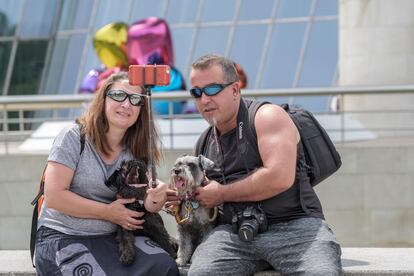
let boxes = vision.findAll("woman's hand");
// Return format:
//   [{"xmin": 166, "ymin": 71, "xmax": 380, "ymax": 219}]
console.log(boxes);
[
  {"xmin": 106, "ymin": 198, "xmax": 145, "ymax": 231},
  {"xmin": 145, "ymin": 179, "xmax": 168, "ymax": 212},
  {"xmin": 146, "ymin": 180, "xmax": 168, "ymax": 203}
]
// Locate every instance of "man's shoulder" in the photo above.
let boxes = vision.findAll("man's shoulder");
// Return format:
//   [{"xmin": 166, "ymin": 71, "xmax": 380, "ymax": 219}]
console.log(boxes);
[
  {"xmin": 253, "ymin": 102, "xmax": 298, "ymax": 139},
  {"xmin": 254, "ymin": 103, "xmax": 288, "ymax": 123}
]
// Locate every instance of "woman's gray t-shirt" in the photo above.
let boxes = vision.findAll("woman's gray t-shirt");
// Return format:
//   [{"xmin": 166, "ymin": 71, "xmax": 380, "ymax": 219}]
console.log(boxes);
[{"xmin": 38, "ymin": 123, "xmax": 134, "ymax": 235}]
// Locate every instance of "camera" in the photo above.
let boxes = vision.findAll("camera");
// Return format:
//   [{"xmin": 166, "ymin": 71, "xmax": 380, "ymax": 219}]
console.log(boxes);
[
  {"xmin": 129, "ymin": 64, "xmax": 170, "ymax": 86},
  {"xmin": 231, "ymin": 205, "xmax": 268, "ymax": 242}
]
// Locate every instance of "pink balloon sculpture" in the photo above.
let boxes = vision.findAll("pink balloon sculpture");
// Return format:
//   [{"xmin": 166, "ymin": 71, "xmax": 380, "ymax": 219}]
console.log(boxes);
[{"xmin": 127, "ymin": 17, "xmax": 174, "ymax": 65}]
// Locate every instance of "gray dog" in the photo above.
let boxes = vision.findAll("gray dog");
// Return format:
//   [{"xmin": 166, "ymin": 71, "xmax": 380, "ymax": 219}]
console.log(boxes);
[{"xmin": 169, "ymin": 154, "xmax": 217, "ymax": 266}]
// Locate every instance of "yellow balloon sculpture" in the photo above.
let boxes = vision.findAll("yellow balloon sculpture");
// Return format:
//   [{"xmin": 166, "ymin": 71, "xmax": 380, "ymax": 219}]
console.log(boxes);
[{"xmin": 93, "ymin": 22, "xmax": 129, "ymax": 68}]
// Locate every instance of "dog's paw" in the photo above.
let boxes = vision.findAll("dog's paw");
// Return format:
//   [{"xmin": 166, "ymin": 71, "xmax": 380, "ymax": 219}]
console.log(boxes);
[{"xmin": 120, "ymin": 252, "xmax": 135, "ymax": 266}]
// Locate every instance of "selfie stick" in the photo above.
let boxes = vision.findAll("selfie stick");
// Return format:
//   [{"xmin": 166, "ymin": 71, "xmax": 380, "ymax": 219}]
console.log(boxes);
[
  {"xmin": 143, "ymin": 64, "xmax": 164, "ymax": 189},
  {"xmin": 143, "ymin": 87, "xmax": 157, "ymax": 189}
]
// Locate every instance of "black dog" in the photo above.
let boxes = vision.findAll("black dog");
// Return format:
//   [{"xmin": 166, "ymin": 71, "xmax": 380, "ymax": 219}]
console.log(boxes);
[{"xmin": 106, "ymin": 159, "xmax": 176, "ymax": 265}]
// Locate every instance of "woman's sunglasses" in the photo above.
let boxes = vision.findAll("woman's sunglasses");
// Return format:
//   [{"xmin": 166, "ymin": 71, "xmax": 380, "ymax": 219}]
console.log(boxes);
[
  {"xmin": 106, "ymin": 90, "xmax": 145, "ymax": 106},
  {"xmin": 189, "ymin": 82, "xmax": 234, "ymax": 98}
]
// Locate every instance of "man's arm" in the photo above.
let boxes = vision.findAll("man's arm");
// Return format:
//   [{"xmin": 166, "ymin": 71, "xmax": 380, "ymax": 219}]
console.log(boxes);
[{"xmin": 196, "ymin": 104, "xmax": 300, "ymax": 208}]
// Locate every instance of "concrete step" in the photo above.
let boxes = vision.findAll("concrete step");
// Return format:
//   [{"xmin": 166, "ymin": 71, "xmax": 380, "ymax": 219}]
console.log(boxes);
[{"xmin": 1, "ymin": 248, "xmax": 414, "ymax": 275}]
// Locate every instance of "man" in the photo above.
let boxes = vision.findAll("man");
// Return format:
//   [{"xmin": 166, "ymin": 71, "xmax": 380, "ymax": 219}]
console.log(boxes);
[{"xmin": 169, "ymin": 54, "xmax": 342, "ymax": 276}]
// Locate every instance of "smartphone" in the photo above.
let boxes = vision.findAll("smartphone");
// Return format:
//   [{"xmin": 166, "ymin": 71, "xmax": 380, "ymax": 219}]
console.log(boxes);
[{"xmin": 129, "ymin": 65, "xmax": 171, "ymax": 86}]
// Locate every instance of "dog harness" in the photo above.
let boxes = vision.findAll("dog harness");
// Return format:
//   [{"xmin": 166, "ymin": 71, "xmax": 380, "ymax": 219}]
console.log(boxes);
[{"xmin": 171, "ymin": 202, "xmax": 218, "ymax": 225}]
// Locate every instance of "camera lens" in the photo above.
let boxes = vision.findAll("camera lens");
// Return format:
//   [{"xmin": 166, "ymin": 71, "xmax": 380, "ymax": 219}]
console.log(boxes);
[{"xmin": 238, "ymin": 219, "xmax": 259, "ymax": 242}]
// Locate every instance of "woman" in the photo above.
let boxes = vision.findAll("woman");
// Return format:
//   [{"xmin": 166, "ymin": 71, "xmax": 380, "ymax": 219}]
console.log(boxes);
[{"xmin": 35, "ymin": 72, "xmax": 179, "ymax": 275}]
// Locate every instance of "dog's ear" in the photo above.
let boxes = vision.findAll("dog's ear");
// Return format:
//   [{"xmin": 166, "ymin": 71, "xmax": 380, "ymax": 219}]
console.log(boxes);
[
  {"xmin": 105, "ymin": 169, "xmax": 121, "ymax": 192},
  {"xmin": 198, "ymin": 155, "xmax": 215, "ymax": 171}
]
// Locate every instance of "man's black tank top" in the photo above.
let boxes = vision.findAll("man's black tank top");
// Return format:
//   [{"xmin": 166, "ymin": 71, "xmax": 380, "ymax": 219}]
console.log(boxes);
[{"xmin": 195, "ymin": 99, "xmax": 324, "ymax": 224}]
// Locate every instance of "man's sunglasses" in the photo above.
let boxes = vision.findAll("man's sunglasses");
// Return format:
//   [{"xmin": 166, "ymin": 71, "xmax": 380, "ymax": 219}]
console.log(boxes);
[
  {"xmin": 189, "ymin": 82, "xmax": 234, "ymax": 98},
  {"xmin": 106, "ymin": 90, "xmax": 145, "ymax": 106}
]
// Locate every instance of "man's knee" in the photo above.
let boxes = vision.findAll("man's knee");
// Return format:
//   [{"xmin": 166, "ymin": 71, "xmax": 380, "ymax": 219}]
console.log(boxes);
[
  {"xmin": 188, "ymin": 265, "xmax": 241, "ymax": 276},
  {"xmin": 188, "ymin": 260, "xmax": 255, "ymax": 276},
  {"xmin": 303, "ymin": 266, "xmax": 343, "ymax": 276},
  {"xmin": 188, "ymin": 263, "xmax": 217, "ymax": 276}
]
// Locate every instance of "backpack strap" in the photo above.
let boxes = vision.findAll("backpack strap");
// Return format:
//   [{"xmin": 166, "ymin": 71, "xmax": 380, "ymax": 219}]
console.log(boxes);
[
  {"xmin": 29, "ymin": 165, "xmax": 46, "ymax": 267},
  {"xmin": 245, "ymin": 100, "xmax": 270, "ymax": 138},
  {"xmin": 79, "ymin": 123, "xmax": 85, "ymax": 154},
  {"xmin": 29, "ymin": 123, "xmax": 86, "ymax": 267},
  {"xmin": 236, "ymin": 99, "xmax": 270, "ymax": 154}
]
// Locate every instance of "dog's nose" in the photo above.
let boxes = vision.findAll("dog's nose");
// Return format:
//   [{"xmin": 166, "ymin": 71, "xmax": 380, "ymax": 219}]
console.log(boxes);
[{"xmin": 174, "ymin": 169, "xmax": 181, "ymax": 175}]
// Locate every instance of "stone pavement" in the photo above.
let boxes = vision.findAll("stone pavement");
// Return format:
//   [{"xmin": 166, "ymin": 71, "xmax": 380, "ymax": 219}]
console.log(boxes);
[{"xmin": 1, "ymin": 248, "xmax": 414, "ymax": 275}]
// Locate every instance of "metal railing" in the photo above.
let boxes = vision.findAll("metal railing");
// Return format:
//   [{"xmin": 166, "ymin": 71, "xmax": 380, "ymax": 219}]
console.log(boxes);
[{"xmin": 1, "ymin": 86, "xmax": 414, "ymax": 154}]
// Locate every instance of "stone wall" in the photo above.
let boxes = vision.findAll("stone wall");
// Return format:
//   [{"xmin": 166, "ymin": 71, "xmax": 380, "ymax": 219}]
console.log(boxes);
[
  {"xmin": 317, "ymin": 139, "xmax": 414, "ymax": 247},
  {"xmin": 1, "ymin": 142, "xmax": 413, "ymax": 249},
  {"xmin": 339, "ymin": 0, "xmax": 414, "ymax": 137}
]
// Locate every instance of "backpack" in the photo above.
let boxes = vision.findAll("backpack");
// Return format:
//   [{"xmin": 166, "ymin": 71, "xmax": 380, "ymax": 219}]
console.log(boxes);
[
  {"xmin": 278, "ymin": 102, "xmax": 341, "ymax": 186},
  {"xmin": 29, "ymin": 124, "xmax": 86, "ymax": 267},
  {"xmin": 195, "ymin": 100, "xmax": 342, "ymax": 187}
]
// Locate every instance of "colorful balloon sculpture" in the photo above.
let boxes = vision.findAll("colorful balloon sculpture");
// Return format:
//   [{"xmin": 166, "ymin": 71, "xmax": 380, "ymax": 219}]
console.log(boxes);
[
  {"xmin": 79, "ymin": 68, "xmax": 102, "ymax": 94},
  {"xmin": 93, "ymin": 22, "xmax": 129, "ymax": 69},
  {"xmin": 81, "ymin": 17, "xmax": 184, "ymax": 115},
  {"xmin": 81, "ymin": 17, "xmax": 249, "ymax": 115},
  {"xmin": 127, "ymin": 17, "xmax": 174, "ymax": 66}
]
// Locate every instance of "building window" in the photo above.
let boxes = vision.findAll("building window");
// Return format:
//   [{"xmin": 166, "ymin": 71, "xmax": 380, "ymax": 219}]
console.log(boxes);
[
  {"xmin": 9, "ymin": 40, "xmax": 48, "ymax": 95},
  {"xmin": 19, "ymin": 0, "xmax": 58, "ymax": 38},
  {"xmin": 0, "ymin": 0, "xmax": 338, "ymax": 113}
]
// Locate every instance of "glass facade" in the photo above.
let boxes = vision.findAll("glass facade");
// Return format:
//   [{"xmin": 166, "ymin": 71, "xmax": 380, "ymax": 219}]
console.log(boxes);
[
  {"xmin": 0, "ymin": 0, "xmax": 338, "ymax": 111},
  {"xmin": 9, "ymin": 40, "xmax": 48, "ymax": 95}
]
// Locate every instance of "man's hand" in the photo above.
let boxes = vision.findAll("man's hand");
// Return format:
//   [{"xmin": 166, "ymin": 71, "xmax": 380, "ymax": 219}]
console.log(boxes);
[
  {"xmin": 195, "ymin": 180, "xmax": 223, "ymax": 208},
  {"xmin": 165, "ymin": 189, "xmax": 180, "ymax": 208}
]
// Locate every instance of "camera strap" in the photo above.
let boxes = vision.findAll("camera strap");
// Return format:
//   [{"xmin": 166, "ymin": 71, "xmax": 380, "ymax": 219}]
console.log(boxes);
[{"xmin": 235, "ymin": 98, "xmax": 252, "ymax": 174}]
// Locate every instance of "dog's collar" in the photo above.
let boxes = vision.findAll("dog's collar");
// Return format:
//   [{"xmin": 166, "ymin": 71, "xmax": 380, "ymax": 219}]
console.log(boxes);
[{"xmin": 184, "ymin": 199, "xmax": 200, "ymax": 210}]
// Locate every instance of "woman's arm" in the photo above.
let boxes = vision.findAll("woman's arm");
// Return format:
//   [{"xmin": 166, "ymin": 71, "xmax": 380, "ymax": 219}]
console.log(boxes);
[{"xmin": 44, "ymin": 161, "xmax": 144, "ymax": 229}]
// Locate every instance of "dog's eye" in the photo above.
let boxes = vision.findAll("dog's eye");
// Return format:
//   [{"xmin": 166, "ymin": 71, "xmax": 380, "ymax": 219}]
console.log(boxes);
[{"xmin": 188, "ymin": 163, "xmax": 196, "ymax": 169}]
